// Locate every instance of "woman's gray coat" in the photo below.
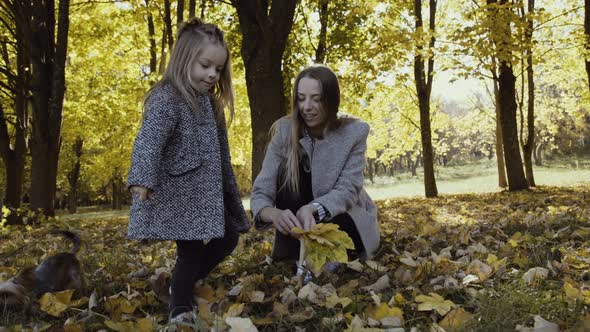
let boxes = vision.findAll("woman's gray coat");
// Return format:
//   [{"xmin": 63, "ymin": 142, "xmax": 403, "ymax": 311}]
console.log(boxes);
[
  {"xmin": 126, "ymin": 83, "xmax": 250, "ymax": 240},
  {"xmin": 250, "ymin": 116, "xmax": 380, "ymax": 259}
]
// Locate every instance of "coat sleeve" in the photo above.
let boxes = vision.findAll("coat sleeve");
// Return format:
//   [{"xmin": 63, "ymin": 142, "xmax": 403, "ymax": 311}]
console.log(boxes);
[
  {"xmin": 313, "ymin": 122, "xmax": 369, "ymax": 217},
  {"xmin": 250, "ymin": 119, "xmax": 287, "ymax": 227},
  {"xmin": 126, "ymin": 92, "xmax": 179, "ymax": 191}
]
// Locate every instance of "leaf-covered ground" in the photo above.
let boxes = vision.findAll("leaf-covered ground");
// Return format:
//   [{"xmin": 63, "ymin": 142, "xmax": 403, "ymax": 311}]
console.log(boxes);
[{"xmin": 1, "ymin": 185, "xmax": 589, "ymax": 331}]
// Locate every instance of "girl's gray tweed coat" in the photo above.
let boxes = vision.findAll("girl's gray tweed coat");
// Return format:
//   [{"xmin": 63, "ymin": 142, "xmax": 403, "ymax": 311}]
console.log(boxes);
[{"xmin": 126, "ymin": 83, "xmax": 250, "ymax": 240}]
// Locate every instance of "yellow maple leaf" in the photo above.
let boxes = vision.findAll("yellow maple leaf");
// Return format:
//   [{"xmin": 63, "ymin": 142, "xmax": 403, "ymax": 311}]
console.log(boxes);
[
  {"xmin": 368, "ymin": 303, "xmax": 404, "ymax": 321},
  {"xmin": 226, "ymin": 303, "xmax": 245, "ymax": 317},
  {"xmin": 438, "ymin": 308, "xmax": 473, "ymax": 330},
  {"xmin": 292, "ymin": 223, "xmax": 354, "ymax": 275},
  {"xmin": 39, "ymin": 290, "xmax": 74, "ymax": 317},
  {"xmin": 415, "ymin": 292, "xmax": 456, "ymax": 316},
  {"xmin": 104, "ymin": 293, "xmax": 141, "ymax": 321},
  {"xmin": 325, "ymin": 292, "xmax": 353, "ymax": 309}
]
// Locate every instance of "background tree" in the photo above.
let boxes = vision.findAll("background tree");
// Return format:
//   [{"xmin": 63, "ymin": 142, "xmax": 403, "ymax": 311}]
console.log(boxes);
[
  {"xmin": 0, "ymin": 5, "xmax": 27, "ymax": 216},
  {"xmin": 518, "ymin": 0, "xmax": 536, "ymax": 186},
  {"xmin": 9, "ymin": 0, "xmax": 72, "ymax": 216},
  {"xmin": 230, "ymin": 0, "xmax": 298, "ymax": 181},
  {"xmin": 488, "ymin": 0, "xmax": 528, "ymax": 190},
  {"xmin": 413, "ymin": 0, "xmax": 438, "ymax": 197}
]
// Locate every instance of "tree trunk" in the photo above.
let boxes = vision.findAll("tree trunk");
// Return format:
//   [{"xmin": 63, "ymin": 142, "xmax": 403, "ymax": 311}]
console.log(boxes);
[
  {"xmin": 315, "ymin": 0, "xmax": 329, "ymax": 63},
  {"xmin": 413, "ymin": 0, "xmax": 438, "ymax": 198},
  {"xmin": 67, "ymin": 137, "xmax": 83, "ymax": 213},
  {"xmin": 521, "ymin": 0, "xmax": 536, "ymax": 186},
  {"xmin": 498, "ymin": 62, "xmax": 528, "ymax": 190},
  {"xmin": 490, "ymin": 0, "xmax": 528, "ymax": 191},
  {"xmin": 200, "ymin": 0, "xmax": 206, "ymax": 18},
  {"xmin": 159, "ymin": 25, "xmax": 167, "ymax": 74},
  {"xmin": 367, "ymin": 158, "xmax": 375, "ymax": 184},
  {"xmin": 188, "ymin": 0, "xmax": 196, "ymax": 18},
  {"xmin": 145, "ymin": 0, "xmax": 157, "ymax": 74},
  {"xmin": 163, "ymin": 0, "xmax": 174, "ymax": 50},
  {"xmin": 111, "ymin": 175, "xmax": 124, "ymax": 210},
  {"xmin": 177, "ymin": 0, "xmax": 184, "ymax": 26},
  {"xmin": 491, "ymin": 59, "xmax": 507, "ymax": 188},
  {"xmin": 1, "ymin": 99, "xmax": 26, "ymax": 224},
  {"xmin": 0, "ymin": 25, "xmax": 28, "ymax": 218},
  {"xmin": 26, "ymin": 0, "xmax": 71, "ymax": 217},
  {"xmin": 231, "ymin": 0, "xmax": 298, "ymax": 182},
  {"xmin": 534, "ymin": 143, "xmax": 543, "ymax": 166}
]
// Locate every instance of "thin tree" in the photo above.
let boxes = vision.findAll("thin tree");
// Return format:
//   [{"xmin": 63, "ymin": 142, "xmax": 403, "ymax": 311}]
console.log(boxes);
[
  {"xmin": 413, "ymin": 0, "xmax": 438, "ymax": 198},
  {"xmin": 315, "ymin": 0, "xmax": 328, "ymax": 63},
  {"xmin": 489, "ymin": 0, "xmax": 528, "ymax": 190},
  {"xmin": 519, "ymin": 0, "xmax": 536, "ymax": 186}
]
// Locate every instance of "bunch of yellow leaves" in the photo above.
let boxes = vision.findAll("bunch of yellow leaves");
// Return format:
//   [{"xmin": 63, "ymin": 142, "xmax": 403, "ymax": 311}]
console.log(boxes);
[{"xmin": 292, "ymin": 223, "xmax": 354, "ymax": 276}]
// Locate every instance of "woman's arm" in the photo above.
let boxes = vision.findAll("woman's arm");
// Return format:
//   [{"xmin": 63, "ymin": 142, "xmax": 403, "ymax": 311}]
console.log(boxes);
[
  {"xmin": 250, "ymin": 119, "xmax": 303, "ymax": 233},
  {"xmin": 312, "ymin": 122, "xmax": 369, "ymax": 217}
]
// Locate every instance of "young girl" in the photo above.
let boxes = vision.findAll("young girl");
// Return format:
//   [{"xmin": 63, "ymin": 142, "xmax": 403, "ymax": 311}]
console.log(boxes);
[
  {"xmin": 126, "ymin": 18, "xmax": 249, "ymax": 323},
  {"xmin": 250, "ymin": 65, "xmax": 380, "ymax": 269}
]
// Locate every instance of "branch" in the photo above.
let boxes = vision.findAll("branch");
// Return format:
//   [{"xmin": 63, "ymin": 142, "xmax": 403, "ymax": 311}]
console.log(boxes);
[
  {"xmin": 533, "ymin": 5, "xmax": 583, "ymax": 31},
  {"xmin": 391, "ymin": 105, "xmax": 420, "ymax": 131}
]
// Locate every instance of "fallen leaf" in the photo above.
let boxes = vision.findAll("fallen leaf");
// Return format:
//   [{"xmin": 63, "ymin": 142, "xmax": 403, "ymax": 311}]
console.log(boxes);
[
  {"xmin": 39, "ymin": 290, "xmax": 74, "ymax": 317},
  {"xmin": 522, "ymin": 267, "xmax": 549, "ymax": 285},
  {"xmin": 225, "ymin": 317, "xmax": 258, "ymax": 332},
  {"xmin": 415, "ymin": 292, "xmax": 456, "ymax": 316},
  {"xmin": 362, "ymin": 274, "xmax": 390, "ymax": 292},
  {"xmin": 438, "ymin": 308, "xmax": 473, "ymax": 330}
]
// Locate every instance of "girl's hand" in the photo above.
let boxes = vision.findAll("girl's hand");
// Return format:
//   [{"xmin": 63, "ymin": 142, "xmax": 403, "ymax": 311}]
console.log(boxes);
[
  {"xmin": 296, "ymin": 205, "xmax": 317, "ymax": 231},
  {"xmin": 130, "ymin": 186, "xmax": 153, "ymax": 201},
  {"xmin": 261, "ymin": 207, "xmax": 302, "ymax": 236}
]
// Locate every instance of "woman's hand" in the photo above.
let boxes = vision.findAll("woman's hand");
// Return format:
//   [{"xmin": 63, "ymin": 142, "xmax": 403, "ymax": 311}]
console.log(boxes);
[
  {"xmin": 296, "ymin": 205, "xmax": 317, "ymax": 231},
  {"xmin": 260, "ymin": 207, "xmax": 302, "ymax": 236},
  {"xmin": 129, "ymin": 186, "xmax": 153, "ymax": 201}
]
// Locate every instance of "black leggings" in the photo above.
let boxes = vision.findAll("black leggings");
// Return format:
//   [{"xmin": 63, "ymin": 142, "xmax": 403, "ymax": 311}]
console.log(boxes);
[
  {"xmin": 271, "ymin": 160, "xmax": 364, "ymax": 262},
  {"xmin": 169, "ymin": 222, "xmax": 238, "ymax": 317}
]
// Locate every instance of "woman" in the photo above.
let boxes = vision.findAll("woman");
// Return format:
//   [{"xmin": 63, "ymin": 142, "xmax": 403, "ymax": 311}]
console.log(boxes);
[{"xmin": 250, "ymin": 65, "xmax": 379, "ymax": 266}]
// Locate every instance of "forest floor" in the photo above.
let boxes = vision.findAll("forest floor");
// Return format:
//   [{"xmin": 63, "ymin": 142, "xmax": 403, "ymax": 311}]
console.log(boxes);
[{"xmin": 1, "ymin": 185, "xmax": 589, "ymax": 331}]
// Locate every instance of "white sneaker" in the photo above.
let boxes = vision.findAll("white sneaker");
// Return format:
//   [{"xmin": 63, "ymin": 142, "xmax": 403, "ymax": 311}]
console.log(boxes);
[
  {"xmin": 167, "ymin": 311, "xmax": 204, "ymax": 331},
  {"xmin": 296, "ymin": 262, "xmax": 312, "ymax": 283}
]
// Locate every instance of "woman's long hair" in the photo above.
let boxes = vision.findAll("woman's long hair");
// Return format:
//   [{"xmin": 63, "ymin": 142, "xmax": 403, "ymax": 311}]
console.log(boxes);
[
  {"xmin": 281, "ymin": 64, "xmax": 341, "ymax": 195},
  {"xmin": 144, "ymin": 18, "xmax": 234, "ymax": 126}
]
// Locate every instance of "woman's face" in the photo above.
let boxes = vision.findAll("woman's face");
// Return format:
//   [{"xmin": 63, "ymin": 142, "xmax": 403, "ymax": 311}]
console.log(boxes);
[{"xmin": 297, "ymin": 77, "xmax": 327, "ymax": 136}]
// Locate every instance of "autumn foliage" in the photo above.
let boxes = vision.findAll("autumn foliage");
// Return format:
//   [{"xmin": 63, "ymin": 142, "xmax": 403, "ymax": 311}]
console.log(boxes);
[{"xmin": 1, "ymin": 185, "xmax": 589, "ymax": 330}]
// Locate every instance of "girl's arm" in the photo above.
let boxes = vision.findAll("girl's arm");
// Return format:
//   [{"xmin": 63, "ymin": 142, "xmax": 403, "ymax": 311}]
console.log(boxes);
[{"xmin": 127, "ymin": 92, "xmax": 179, "ymax": 191}]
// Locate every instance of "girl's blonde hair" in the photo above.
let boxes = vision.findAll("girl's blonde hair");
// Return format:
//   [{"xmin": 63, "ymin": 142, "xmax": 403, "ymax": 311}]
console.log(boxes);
[
  {"xmin": 280, "ymin": 64, "xmax": 342, "ymax": 195},
  {"xmin": 144, "ymin": 18, "xmax": 234, "ymax": 125}
]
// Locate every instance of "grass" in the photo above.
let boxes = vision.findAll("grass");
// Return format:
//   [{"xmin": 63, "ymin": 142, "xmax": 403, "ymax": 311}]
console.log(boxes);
[
  {"xmin": 234, "ymin": 157, "xmax": 590, "ymax": 207},
  {"xmin": 363, "ymin": 157, "xmax": 590, "ymax": 200}
]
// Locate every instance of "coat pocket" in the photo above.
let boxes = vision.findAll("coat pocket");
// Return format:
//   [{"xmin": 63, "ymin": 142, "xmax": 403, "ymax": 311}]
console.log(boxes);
[{"xmin": 165, "ymin": 148, "xmax": 202, "ymax": 176}]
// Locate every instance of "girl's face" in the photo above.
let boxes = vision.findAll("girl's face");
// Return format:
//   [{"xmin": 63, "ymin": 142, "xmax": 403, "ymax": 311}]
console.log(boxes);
[
  {"xmin": 297, "ymin": 77, "xmax": 327, "ymax": 137},
  {"xmin": 190, "ymin": 43, "xmax": 227, "ymax": 93}
]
